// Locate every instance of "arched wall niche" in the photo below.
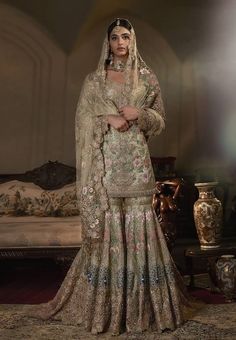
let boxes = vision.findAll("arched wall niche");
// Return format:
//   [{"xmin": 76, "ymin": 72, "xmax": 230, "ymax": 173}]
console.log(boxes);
[{"xmin": 0, "ymin": 4, "xmax": 66, "ymax": 173}]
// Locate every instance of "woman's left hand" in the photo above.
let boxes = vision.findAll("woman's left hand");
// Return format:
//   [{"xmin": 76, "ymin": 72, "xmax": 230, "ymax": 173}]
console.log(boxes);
[{"xmin": 119, "ymin": 105, "xmax": 139, "ymax": 121}]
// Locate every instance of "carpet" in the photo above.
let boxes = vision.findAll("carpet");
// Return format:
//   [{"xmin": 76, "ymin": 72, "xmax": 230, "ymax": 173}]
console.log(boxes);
[{"xmin": 0, "ymin": 303, "xmax": 236, "ymax": 339}]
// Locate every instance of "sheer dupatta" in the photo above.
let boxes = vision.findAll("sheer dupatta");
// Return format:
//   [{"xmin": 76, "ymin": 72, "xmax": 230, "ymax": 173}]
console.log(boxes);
[{"xmin": 75, "ymin": 26, "xmax": 165, "ymax": 243}]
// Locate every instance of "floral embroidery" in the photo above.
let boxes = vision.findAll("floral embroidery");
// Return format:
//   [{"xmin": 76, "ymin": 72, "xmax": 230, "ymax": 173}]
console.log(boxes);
[
  {"xmin": 137, "ymin": 72, "xmax": 165, "ymax": 138},
  {"xmin": 102, "ymin": 78, "xmax": 159, "ymax": 197},
  {"xmin": 139, "ymin": 67, "xmax": 150, "ymax": 75},
  {"xmin": 79, "ymin": 116, "xmax": 109, "ymax": 241}
]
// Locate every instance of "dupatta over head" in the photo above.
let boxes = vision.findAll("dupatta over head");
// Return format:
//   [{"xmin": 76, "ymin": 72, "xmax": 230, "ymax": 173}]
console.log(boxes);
[{"xmin": 75, "ymin": 18, "xmax": 165, "ymax": 242}]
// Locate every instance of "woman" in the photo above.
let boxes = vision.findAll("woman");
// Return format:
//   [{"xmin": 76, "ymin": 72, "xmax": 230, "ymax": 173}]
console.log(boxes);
[{"xmin": 26, "ymin": 18, "xmax": 192, "ymax": 335}]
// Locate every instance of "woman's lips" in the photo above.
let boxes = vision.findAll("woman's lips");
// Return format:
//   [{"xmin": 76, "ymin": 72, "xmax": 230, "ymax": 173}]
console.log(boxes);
[{"xmin": 117, "ymin": 47, "xmax": 125, "ymax": 51}]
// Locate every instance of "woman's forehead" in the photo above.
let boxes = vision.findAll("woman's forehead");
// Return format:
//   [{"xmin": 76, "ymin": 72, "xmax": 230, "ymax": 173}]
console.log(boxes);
[{"xmin": 110, "ymin": 26, "xmax": 130, "ymax": 36}]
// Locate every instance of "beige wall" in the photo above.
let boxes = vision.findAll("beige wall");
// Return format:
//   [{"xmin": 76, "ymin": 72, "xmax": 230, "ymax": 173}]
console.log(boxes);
[
  {"xmin": 0, "ymin": 4, "xmax": 67, "ymax": 172},
  {"xmin": 0, "ymin": 2, "xmax": 235, "ymax": 179}
]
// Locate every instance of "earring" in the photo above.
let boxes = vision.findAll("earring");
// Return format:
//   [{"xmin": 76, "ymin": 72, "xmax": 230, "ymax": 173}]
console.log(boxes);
[{"xmin": 109, "ymin": 51, "xmax": 114, "ymax": 65}]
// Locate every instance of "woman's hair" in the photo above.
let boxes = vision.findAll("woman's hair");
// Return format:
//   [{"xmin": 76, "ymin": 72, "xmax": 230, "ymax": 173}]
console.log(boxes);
[{"xmin": 107, "ymin": 18, "xmax": 132, "ymax": 39}]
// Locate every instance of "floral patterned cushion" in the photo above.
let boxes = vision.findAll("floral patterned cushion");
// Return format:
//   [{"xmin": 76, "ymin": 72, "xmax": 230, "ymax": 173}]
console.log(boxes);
[
  {"xmin": 0, "ymin": 180, "xmax": 79, "ymax": 217},
  {"xmin": 47, "ymin": 184, "xmax": 79, "ymax": 217},
  {"xmin": 14, "ymin": 181, "xmax": 55, "ymax": 216},
  {"xmin": 0, "ymin": 181, "xmax": 19, "ymax": 215}
]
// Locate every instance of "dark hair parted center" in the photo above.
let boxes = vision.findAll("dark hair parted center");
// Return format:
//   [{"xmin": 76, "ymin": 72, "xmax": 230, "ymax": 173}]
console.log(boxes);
[{"xmin": 107, "ymin": 18, "xmax": 132, "ymax": 39}]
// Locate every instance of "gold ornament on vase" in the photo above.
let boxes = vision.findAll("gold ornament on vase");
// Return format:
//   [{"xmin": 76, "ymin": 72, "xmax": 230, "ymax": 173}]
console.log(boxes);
[
  {"xmin": 194, "ymin": 182, "xmax": 223, "ymax": 249},
  {"xmin": 216, "ymin": 255, "xmax": 236, "ymax": 302}
]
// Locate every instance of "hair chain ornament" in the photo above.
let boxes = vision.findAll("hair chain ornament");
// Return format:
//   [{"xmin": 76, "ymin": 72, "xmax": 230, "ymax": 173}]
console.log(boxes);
[{"xmin": 116, "ymin": 18, "xmax": 120, "ymax": 26}]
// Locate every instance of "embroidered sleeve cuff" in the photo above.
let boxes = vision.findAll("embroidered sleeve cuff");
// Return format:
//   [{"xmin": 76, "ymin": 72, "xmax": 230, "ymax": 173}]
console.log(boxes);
[
  {"xmin": 137, "ymin": 109, "xmax": 148, "ymax": 131},
  {"xmin": 95, "ymin": 116, "xmax": 109, "ymax": 135},
  {"xmin": 137, "ymin": 108, "xmax": 165, "ymax": 136}
]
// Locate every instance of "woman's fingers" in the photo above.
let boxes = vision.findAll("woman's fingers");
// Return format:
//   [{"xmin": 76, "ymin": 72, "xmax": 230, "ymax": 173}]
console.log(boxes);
[
  {"xmin": 118, "ymin": 106, "xmax": 138, "ymax": 121},
  {"xmin": 120, "ymin": 121, "xmax": 129, "ymax": 132},
  {"xmin": 108, "ymin": 115, "xmax": 129, "ymax": 131},
  {"xmin": 118, "ymin": 121, "xmax": 128, "ymax": 132}
]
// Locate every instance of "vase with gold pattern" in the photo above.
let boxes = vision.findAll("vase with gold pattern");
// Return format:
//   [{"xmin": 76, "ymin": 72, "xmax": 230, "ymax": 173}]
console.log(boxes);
[
  {"xmin": 194, "ymin": 182, "xmax": 223, "ymax": 249},
  {"xmin": 216, "ymin": 255, "xmax": 236, "ymax": 302}
]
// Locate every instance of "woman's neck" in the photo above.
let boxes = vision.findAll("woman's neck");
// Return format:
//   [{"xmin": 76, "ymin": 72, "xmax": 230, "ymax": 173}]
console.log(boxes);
[
  {"xmin": 113, "ymin": 55, "xmax": 128, "ymax": 64},
  {"xmin": 109, "ymin": 56, "xmax": 128, "ymax": 72}
]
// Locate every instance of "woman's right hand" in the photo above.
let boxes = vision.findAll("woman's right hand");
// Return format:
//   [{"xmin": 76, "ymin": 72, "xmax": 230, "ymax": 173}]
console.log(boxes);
[{"xmin": 106, "ymin": 115, "xmax": 129, "ymax": 132}]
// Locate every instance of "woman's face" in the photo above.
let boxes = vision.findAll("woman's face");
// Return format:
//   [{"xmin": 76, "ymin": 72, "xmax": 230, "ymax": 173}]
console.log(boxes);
[{"xmin": 109, "ymin": 26, "xmax": 131, "ymax": 58}]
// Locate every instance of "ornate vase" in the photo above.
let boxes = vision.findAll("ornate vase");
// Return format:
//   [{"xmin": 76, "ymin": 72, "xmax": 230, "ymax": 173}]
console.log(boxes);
[
  {"xmin": 216, "ymin": 255, "xmax": 236, "ymax": 302},
  {"xmin": 194, "ymin": 182, "xmax": 223, "ymax": 249}
]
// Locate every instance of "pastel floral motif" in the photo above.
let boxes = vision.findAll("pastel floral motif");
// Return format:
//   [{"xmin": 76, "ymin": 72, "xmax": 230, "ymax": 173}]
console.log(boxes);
[
  {"xmin": 149, "ymin": 73, "xmax": 158, "ymax": 86},
  {"xmin": 105, "ymin": 211, "xmax": 112, "ymax": 220},
  {"xmin": 146, "ymin": 210, "xmax": 153, "ymax": 222},
  {"xmin": 125, "ymin": 231, "xmax": 135, "ymax": 244},
  {"xmin": 133, "ymin": 158, "xmax": 142, "ymax": 168},
  {"xmin": 105, "ymin": 158, "xmax": 112, "ymax": 168},
  {"xmin": 92, "ymin": 140, "xmax": 100, "ymax": 148},
  {"xmin": 103, "ymin": 227, "xmax": 110, "ymax": 242},
  {"xmin": 114, "ymin": 213, "xmax": 122, "ymax": 224},
  {"xmin": 110, "ymin": 246, "xmax": 120, "ymax": 255},
  {"xmin": 90, "ymin": 231, "xmax": 99, "ymax": 238},
  {"xmin": 136, "ymin": 212, "xmax": 145, "ymax": 223},
  {"xmin": 144, "ymin": 158, "xmax": 150, "ymax": 167},
  {"xmin": 125, "ymin": 213, "xmax": 132, "ymax": 225},
  {"xmin": 143, "ymin": 172, "xmax": 149, "ymax": 183},
  {"xmin": 140, "ymin": 68, "xmax": 150, "ymax": 75},
  {"xmin": 149, "ymin": 90, "xmax": 155, "ymax": 97},
  {"xmin": 133, "ymin": 242, "xmax": 145, "ymax": 254}
]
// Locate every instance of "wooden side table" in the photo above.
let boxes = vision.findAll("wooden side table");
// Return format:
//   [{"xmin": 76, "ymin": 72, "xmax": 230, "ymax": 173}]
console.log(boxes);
[{"xmin": 185, "ymin": 242, "xmax": 236, "ymax": 289}]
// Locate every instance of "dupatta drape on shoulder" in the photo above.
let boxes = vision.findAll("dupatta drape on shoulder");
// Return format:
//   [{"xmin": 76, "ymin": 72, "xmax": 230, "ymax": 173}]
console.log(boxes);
[{"xmin": 75, "ymin": 27, "xmax": 165, "ymax": 242}]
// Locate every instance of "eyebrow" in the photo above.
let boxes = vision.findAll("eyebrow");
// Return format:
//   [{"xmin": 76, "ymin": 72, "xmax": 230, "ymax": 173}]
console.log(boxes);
[{"xmin": 110, "ymin": 33, "xmax": 130, "ymax": 37}]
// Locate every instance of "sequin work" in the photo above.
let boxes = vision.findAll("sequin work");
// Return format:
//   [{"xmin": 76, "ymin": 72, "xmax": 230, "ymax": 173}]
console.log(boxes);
[{"xmin": 25, "ymin": 196, "xmax": 190, "ymax": 335}]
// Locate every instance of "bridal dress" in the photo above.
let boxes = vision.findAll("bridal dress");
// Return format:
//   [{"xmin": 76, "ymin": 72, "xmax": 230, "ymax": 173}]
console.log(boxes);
[{"xmin": 0, "ymin": 22, "xmax": 199, "ymax": 337}]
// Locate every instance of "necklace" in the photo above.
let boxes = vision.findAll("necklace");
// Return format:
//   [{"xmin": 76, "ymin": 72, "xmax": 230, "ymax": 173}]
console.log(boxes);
[{"xmin": 108, "ymin": 60, "xmax": 126, "ymax": 72}]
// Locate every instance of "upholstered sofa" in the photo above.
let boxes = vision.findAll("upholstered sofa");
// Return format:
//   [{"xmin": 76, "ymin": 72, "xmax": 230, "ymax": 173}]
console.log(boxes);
[
  {"xmin": 0, "ymin": 160, "xmax": 186, "ymax": 260},
  {"xmin": 0, "ymin": 161, "xmax": 82, "ymax": 260}
]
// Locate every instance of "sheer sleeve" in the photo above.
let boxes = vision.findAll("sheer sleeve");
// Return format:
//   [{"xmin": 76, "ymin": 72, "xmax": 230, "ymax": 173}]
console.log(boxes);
[{"xmin": 137, "ymin": 71, "xmax": 165, "ymax": 138}]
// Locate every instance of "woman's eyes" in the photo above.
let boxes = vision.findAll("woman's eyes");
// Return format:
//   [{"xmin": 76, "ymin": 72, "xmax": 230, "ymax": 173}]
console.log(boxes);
[{"xmin": 111, "ymin": 35, "xmax": 130, "ymax": 41}]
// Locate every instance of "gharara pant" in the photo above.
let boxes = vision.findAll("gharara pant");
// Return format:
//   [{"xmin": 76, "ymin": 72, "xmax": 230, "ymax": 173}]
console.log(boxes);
[{"xmin": 27, "ymin": 195, "xmax": 189, "ymax": 335}]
